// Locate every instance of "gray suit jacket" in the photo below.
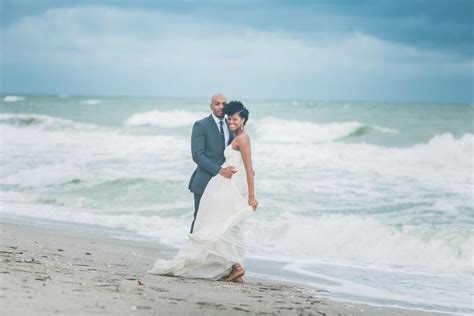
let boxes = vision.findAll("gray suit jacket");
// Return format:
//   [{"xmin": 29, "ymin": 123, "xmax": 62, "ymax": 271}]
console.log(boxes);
[{"xmin": 188, "ymin": 114, "xmax": 233, "ymax": 195}]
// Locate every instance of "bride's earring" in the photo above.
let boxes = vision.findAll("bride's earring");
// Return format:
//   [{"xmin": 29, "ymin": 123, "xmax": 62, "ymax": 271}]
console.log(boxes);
[{"xmin": 240, "ymin": 125, "xmax": 244, "ymax": 130}]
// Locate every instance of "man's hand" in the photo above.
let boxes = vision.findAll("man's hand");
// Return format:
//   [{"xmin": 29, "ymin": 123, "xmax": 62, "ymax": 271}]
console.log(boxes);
[{"xmin": 219, "ymin": 166, "xmax": 237, "ymax": 179}]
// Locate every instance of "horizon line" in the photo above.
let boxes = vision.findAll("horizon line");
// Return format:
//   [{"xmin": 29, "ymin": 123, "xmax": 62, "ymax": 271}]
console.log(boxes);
[{"xmin": 0, "ymin": 91, "xmax": 472, "ymax": 105}]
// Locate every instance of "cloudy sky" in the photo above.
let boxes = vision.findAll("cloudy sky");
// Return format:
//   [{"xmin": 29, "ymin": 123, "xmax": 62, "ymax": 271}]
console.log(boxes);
[{"xmin": 1, "ymin": 0, "xmax": 473, "ymax": 102}]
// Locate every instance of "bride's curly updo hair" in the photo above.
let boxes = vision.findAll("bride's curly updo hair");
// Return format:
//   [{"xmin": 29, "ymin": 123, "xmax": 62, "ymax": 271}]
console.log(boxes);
[{"xmin": 224, "ymin": 101, "xmax": 249, "ymax": 125}]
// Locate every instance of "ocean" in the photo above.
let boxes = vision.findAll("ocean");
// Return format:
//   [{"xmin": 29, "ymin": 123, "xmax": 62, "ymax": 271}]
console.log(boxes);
[{"xmin": 1, "ymin": 95, "xmax": 472, "ymax": 314}]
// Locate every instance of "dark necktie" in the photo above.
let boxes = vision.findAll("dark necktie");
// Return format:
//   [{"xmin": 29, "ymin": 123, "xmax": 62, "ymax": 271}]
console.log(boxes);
[{"xmin": 219, "ymin": 120, "xmax": 225, "ymax": 144}]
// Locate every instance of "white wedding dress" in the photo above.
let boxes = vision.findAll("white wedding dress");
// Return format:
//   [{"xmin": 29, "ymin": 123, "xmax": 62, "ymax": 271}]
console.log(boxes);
[{"xmin": 148, "ymin": 145, "xmax": 254, "ymax": 279}]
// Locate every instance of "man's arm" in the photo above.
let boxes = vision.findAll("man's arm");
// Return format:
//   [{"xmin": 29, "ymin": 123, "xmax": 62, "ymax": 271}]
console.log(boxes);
[{"xmin": 191, "ymin": 121, "xmax": 222, "ymax": 176}]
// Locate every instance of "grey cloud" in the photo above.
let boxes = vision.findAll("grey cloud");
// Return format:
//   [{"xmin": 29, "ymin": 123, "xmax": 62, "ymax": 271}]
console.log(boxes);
[
  {"xmin": 2, "ymin": 0, "xmax": 472, "ymax": 56},
  {"xmin": 1, "ymin": 2, "xmax": 472, "ymax": 102}
]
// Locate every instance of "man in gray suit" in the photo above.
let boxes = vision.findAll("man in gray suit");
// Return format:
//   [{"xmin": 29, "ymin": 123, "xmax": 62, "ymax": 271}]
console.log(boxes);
[{"xmin": 188, "ymin": 93, "xmax": 236, "ymax": 233}]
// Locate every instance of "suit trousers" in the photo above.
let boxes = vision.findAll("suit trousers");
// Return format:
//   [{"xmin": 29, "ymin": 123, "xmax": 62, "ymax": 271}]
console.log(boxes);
[{"xmin": 190, "ymin": 193, "xmax": 202, "ymax": 233}]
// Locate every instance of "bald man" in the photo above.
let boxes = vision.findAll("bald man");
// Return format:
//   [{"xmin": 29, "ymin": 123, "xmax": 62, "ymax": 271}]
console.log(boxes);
[{"xmin": 188, "ymin": 94, "xmax": 236, "ymax": 233}]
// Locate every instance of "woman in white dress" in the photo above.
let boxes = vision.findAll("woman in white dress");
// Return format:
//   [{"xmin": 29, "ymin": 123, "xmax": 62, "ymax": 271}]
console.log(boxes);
[{"xmin": 148, "ymin": 101, "xmax": 258, "ymax": 283}]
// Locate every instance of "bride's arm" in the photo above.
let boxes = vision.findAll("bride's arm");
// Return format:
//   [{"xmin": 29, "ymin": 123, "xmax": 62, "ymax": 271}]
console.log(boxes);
[{"xmin": 238, "ymin": 134, "xmax": 258, "ymax": 211}]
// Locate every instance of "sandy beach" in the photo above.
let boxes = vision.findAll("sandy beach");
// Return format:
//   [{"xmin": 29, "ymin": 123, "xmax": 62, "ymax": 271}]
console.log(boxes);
[{"xmin": 0, "ymin": 222, "xmax": 451, "ymax": 315}]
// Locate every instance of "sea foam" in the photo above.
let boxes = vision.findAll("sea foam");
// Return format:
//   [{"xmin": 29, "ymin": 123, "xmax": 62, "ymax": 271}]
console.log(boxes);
[
  {"xmin": 80, "ymin": 99, "xmax": 101, "ymax": 105},
  {"xmin": 3, "ymin": 95, "xmax": 25, "ymax": 102},
  {"xmin": 254, "ymin": 117, "xmax": 399, "ymax": 143},
  {"xmin": 0, "ymin": 113, "xmax": 102, "ymax": 131},
  {"xmin": 1, "ymin": 196, "xmax": 470, "ymax": 276},
  {"xmin": 245, "ymin": 213, "xmax": 473, "ymax": 275},
  {"xmin": 124, "ymin": 110, "xmax": 208, "ymax": 127},
  {"xmin": 254, "ymin": 133, "xmax": 472, "ymax": 187},
  {"xmin": 0, "ymin": 116, "xmax": 190, "ymax": 189}
]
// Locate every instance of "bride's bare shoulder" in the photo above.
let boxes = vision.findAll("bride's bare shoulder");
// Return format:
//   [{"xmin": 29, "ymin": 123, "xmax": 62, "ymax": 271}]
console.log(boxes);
[
  {"xmin": 235, "ymin": 133, "xmax": 251, "ymax": 152},
  {"xmin": 235, "ymin": 132, "xmax": 250, "ymax": 144}
]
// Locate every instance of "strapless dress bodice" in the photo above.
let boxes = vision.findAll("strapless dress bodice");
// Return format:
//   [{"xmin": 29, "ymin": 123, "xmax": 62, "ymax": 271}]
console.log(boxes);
[
  {"xmin": 223, "ymin": 145, "xmax": 243, "ymax": 168},
  {"xmin": 222, "ymin": 145, "xmax": 247, "ymax": 195}
]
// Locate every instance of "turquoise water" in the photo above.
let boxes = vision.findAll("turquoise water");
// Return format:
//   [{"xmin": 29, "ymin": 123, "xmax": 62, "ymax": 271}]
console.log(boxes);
[{"xmin": 1, "ymin": 95, "xmax": 472, "ymax": 314}]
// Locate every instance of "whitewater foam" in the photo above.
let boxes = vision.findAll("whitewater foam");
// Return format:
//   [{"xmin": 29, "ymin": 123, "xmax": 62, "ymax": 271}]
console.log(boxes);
[
  {"xmin": 124, "ymin": 110, "xmax": 208, "ymax": 127},
  {"xmin": 0, "ymin": 201, "xmax": 191, "ymax": 247},
  {"xmin": 245, "ymin": 213, "xmax": 473, "ymax": 275},
  {"xmin": 0, "ymin": 116, "xmax": 190, "ymax": 188},
  {"xmin": 253, "ymin": 133, "xmax": 472, "ymax": 195},
  {"xmin": 1, "ymin": 193, "xmax": 470, "ymax": 276},
  {"xmin": 372, "ymin": 125, "xmax": 400, "ymax": 134},
  {"xmin": 254, "ymin": 117, "xmax": 401, "ymax": 143},
  {"xmin": 254, "ymin": 117, "xmax": 364, "ymax": 143},
  {"xmin": 0, "ymin": 113, "xmax": 103, "ymax": 131},
  {"xmin": 80, "ymin": 99, "xmax": 101, "ymax": 105},
  {"xmin": 3, "ymin": 95, "xmax": 25, "ymax": 102}
]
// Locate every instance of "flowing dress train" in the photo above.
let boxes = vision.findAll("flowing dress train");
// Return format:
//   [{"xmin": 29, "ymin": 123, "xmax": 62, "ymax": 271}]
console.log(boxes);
[{"xmin": 148, "ymin": 145, "xmax": 253, "ymax": 279}]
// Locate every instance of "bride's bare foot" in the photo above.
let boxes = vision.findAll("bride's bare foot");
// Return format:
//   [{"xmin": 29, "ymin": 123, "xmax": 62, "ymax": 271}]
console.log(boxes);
[{"xmin": 222, "ymin": 263, "xmax": 245, "ymax": 282}]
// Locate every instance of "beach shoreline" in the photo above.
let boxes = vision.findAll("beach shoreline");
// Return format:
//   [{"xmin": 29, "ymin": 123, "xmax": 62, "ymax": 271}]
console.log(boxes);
[{"xmin": 0, "ymin": 222, "xmax": 452, "ymax": 315}]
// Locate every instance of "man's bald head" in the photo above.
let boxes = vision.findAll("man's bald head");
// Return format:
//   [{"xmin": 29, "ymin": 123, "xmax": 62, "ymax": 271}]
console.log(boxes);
[
  {"xmin": 211, "ymin": 93, "xmax": 227, "ymax": 104},
  {"xmin": 210, "ymin": 93, "xmax": 227, "ymax": 119}
]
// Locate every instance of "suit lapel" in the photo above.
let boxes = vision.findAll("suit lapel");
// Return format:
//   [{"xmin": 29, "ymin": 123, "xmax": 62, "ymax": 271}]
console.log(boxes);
[
  {"xmin": 207, "ymin": 115, "xmax": 226, "ymax": 148},
  {"xmin": 207, "ymin": 115, "xmax": 220, "ymax": 136}
]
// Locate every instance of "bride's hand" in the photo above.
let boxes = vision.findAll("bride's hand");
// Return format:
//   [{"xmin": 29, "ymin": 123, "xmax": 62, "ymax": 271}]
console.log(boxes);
[{"xmin": 248, "ymin": 196, "xmax": 258, "ymax": 211}]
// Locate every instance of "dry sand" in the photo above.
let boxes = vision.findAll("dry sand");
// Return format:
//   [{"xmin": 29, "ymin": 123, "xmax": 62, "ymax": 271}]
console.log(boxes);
[{"xmin": 0, "ymin": 222, "xmax": 450, "ymax": 315}]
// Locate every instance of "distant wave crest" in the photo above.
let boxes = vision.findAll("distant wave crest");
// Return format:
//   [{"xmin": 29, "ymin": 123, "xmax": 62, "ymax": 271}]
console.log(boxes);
[
  {"xmin": 124, "ymin": 110, "xmax": 208, "ymax": 127},
  {"xmin": 80, "ymin": 99, "xmax": 101, "ymax": 105},
  {"xmin": 0, "ymin": 113, "xmax": 100, "ymax": 131},
  {"xmin": 3, "ymin": 95, "xmax": 25, "ymax": 102},
  {"xmin": 255, "ymin": 117, "xmax": 400, "ymax": 143}
]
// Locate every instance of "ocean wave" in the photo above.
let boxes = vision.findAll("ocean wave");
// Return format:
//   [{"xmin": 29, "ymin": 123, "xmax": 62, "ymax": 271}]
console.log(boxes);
[
  {"xmin": 1, "ymin": 200, "xmax": 470, "ymax": 275},
  {"xmin": 0, "ymin": 202, "xmax": 191, "ymax": 247},
  {"xmin": 255, "ymin": 132, "xmax": 472, "ymax": 172},
  {"xmin": 0, "ymin": 121, "xmax": 189, "ymax": 188},
  {"xmin": 80, "ymin": 99, "xmax": 101, "ymax": 105},
  {"xmin": 343, "ymin": 125, "xmax": 400, "ymax": 138},
  {"xmin": 124, "ymin": 110, "xmax": 208, "ymax": 127},
  {"xmin": 246, "ymin": 213, "xmax": 472, "ymax": 275},
  {"xmin": 252, "ymin": 132, "xmax": 472, "ymax": 214},
  {"xmin": 254, "ymin": 117, "xmax": 399, "ymax": 143},
  {"xmin": 0, "ymin": 163, "xmax": 85, "ymax": 188},
  {"xmin": 1, "ymin": 190, "xmax": 189, "ymax": 215},
  {"xmin": 0, "ymin": 113, "xmax": 101, "ymax": 131},
  {"xmin": 372, "ymin": 125, "xmax": 400, "ymax": 134},
  {"xmin": 408, "ymin": 133, "xmax": 473, "ymax": 167},
  {"xmin": 3, "ymin": 95, "xmax": 25, "ymax": 102}
]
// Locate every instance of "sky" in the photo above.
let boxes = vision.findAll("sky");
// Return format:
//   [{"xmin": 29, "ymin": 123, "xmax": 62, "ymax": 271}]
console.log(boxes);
[{"xmin": 1, "ymin": 0, "xmax": 473, "ymax": 102}]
